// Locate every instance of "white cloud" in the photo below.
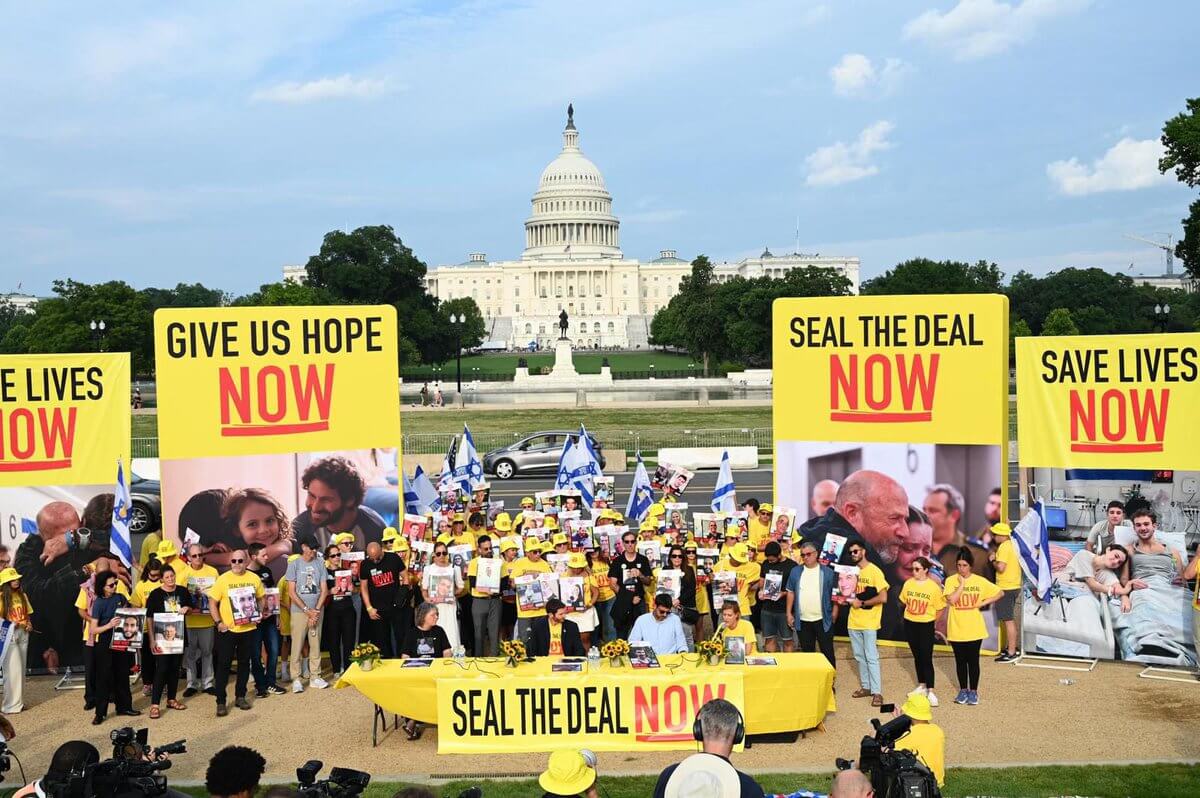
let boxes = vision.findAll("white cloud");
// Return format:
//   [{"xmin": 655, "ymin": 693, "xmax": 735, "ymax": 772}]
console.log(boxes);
[
  {"xmin": 805, "ymin": 121, "xmax": 895, "ymax": 187},
  {"xmin": 1047, "ymin": 137, "xmax": 1171, "ymax": 196},
  {"xmin": 903, "ymin": 0, "xmax": 1091, "ymax": 60},
  {"xmin": 250, "ymin": 74, "xmax": 391, "ymax": 104},
  {"xmin": 830, "ymin": 53, "xmax": 910, "ymax": 97}
]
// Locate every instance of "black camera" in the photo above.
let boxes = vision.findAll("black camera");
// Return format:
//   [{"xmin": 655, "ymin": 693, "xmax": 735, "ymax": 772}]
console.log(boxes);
[
  {"xmin": 836, "ymin": 716, "xmax": 940, "ymax": 798},
  {"xmin": 0, "ymin": 741, "xmax": 12, "ymax": 781},
  {"xmin": 47, "ymin": 728, "xmax": 186, "ymax": 798},
  {"xmin": 296, "ymin": 760, "xmax": 371, "ymax": 798}
]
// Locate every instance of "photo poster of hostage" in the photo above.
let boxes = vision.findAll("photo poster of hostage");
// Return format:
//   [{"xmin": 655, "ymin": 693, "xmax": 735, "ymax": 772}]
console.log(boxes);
[
  {"xmin": 153, "ymin": 306, "xmax": 401, "ymax": 581},
  {"xmin": 772, "ymin": 295, "xmax": 1010, "ymax": 651},
  {"xmin": 0, "ymin": 352, "xmax": 130, "ymax": 674},
  {"xmin": 1015, "ymin": 333, "xmax": 1200, "ymax": 668}
]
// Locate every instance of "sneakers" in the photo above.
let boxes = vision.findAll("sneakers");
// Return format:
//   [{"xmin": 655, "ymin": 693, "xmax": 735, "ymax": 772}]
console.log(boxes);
[
  {"xmin": 267, "ymin": 685, "xmax": 287, "ymax": 696},
  {"xmin": 216, "ymin": 704, "xmax": 228, "ymax": 717},
  {"xmin": 256, "ymin": 689, "xmax": 268, "ymax": 699},
  {"xmin": 926, "ymin": 690, "xmax": 939, "ymax": 707},
  {"xmin": 310, "ymin": 677, "xmax": 330, "ymax": 690},
  {"xmin": 995, "ymin": 651, "xmax": 1018, "ymax": 663},
  {"xmin": 182, "ymin": 687, "xmax": 198, "ymax": 698},
  {"xmin": 953, "ymin": 689, "xmax": 969, "ymax": 704},
  {"xmin": 967, "ymin": 690, "xmax": 979, "ymax": 705},
  {"xmin": 292, "ymin": 679, "xmax": 304, "ymax": 694},
  {"xmin": 235, "ymin": 697, "xmax": 252, "ymax": 711}
]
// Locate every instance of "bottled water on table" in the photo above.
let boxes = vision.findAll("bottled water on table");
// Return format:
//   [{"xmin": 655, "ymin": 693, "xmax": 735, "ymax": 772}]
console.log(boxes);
[{"xmin": 587, "ymin": 646, "xmax": 601, "ymax": 668}]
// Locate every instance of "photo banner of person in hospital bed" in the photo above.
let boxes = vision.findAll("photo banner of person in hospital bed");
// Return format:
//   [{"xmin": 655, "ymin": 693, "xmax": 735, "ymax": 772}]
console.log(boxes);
[
  {"xmin": 1015, "ymin": 333, "xmax": 1200, "ymax": 667},
  {"xmin": 772, "ymin": 294, "xmax": 1011, "ymax": 651}
]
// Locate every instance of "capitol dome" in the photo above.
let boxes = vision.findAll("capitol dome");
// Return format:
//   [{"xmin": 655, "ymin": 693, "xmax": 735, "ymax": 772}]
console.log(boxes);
[{"xmin": 523, "ymin": 105, "xmax": 622, "ymax": 260}]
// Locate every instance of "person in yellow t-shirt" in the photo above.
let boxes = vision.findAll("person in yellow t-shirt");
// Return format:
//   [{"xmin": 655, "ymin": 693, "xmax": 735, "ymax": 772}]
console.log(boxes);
[
  {"xmin": 466, "ymin": 535, "xmax": 502, "ymax": 656},
  {"xmin": 138, "ymin": 530, "xmax": 162, "ymax": 571},
  {"xmin": 896, "ymin": 692, "xmax": 945, "ymax": 787},
  {"xmin": 748, "ymin": 502, "xmax": 773, "ymax": 551},
  {"xmin": 988, "ymin": 522, "xmax": 1022, "ymax": 662},
  {"xmin": 711, "ymin": 600, "xmax": 757, "ymax": 656},
  {"xmin": 206, "ymin": 550, "xmax": 264, "ymax": 715},
  {"xmin": 129, "ymin": 558, "xmax": 164, "ymax": 698},
  {"xmin": 845, "ymin": 540, "xmax": 889, "ymax": 705},
  {"xmin": 944, "ymin": 549, "xmax": 1003, "ymax": 706},
  {"xmin": 899, "ymin": 556, "xmax": 947, "ymax": 706},
  {"xmin": 0, "ymin": 568, "xmax": 34, "ymax": 714},
  {"xmin": 155, "ymin": 539, "xmax": 185, "ymax": 580},
  {"xmin": 175, "ymin": 544, "xmax": 219, "ymax": 697},
  {"xmin": 510, "ymin": 539, "xmax": 552, "ymax": 641},
  {"xmin": 592, "ymin": 551, "xmax": 617, "ymax": 643},
  {"xmin": 713, "ymin": 544, "xmax": 760, "ymax": 618}
]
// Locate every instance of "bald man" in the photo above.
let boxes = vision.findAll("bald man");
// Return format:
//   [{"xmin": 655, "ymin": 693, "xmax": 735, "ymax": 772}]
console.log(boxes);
[
  {"xmin": 830, "ymin": 769, "xmax": 874, "ymax": 798},
  {"xmin": 810, "ymin": 480, "xmax": 839, "ymax": 520},
  {"xmin": 14, "ymin": 501, "xmax": 120, "ymax": 674}
]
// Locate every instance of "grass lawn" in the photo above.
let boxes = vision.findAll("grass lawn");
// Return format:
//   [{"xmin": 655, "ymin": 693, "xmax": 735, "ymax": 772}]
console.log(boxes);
[
  {"xmin": 164, "ymin": 763, "xmax": 1200, "ymax": 798},
  {"xmin": 403, "ymin": 351, "xmax": 706, "ymax": 376},
  {"xmin": 400, "ymin": 406, "xmax": 772, "ymax": 436}
]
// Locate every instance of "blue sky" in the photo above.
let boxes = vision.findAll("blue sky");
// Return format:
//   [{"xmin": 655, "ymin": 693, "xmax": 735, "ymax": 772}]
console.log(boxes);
[{"xmin": 2, "ymin": 0, "xmax": 1197, "ymax": 296}]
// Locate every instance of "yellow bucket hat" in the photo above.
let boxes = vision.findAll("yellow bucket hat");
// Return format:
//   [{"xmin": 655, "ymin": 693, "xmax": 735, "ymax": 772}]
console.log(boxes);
[{"xmin": 538, "ymin": 750, "xmax": 595, "ymax": 796}]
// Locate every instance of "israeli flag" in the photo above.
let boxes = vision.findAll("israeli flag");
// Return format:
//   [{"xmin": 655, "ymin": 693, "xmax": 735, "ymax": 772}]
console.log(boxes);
[
  {"xmin": 110, "ymin": 459, "xmax": 133, "ymax": 568},
  {"xmin": 438, "ymin": 435, "xmax": 458, "ymax": 490},
  {"xmin": 1013, "ymin": 500, "xmax": 1053, "ymax": 603},
  {"xmin": 555, "ymin": 435, "xmax": 596, "ymax": 507},
  {"xmin": 577, "ymin": 424, "xmax": 604, "ymax": 480},
  {"xmin": 452, "ymin": 425, "xmax": 485, "ymax": 493},
  {"xmin": 625, "ymin": 451, "xmax": 654, "ymax": 522},
  {"xmin": 711, "ymin": 450, "xmax": 737, "ymax": 513},
  {"xmin": 411, "ymin": 465, "xmax": 440, "ymax": 513}
]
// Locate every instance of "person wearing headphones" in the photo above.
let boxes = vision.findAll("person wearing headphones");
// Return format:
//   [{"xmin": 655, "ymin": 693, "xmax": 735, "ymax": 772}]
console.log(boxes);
[
  {"xmin": 653, "ymin": 698, "xmax": 764, "ymax": 797},
  {"xmin": 13, "ymin": 740, "xmax": 101, "ymax": 797},
  {"xmin": 538, "ymin": 749, "xmax": 600, "ymax": 798}
]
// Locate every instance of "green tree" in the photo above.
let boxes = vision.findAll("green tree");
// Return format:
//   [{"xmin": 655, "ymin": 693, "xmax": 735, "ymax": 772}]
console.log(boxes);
[
  {"xmin": 1007, "ymin": 268, "xmax": 1145, "ymax": 334},
  {"xmin": 22, "ymin": 280, "xmax": 155, "ymax": 373},
  {"xmin": 1040, "ymin": 308, "xmax": 1079, "ymax": 336},
  {"xmin": 1174, "ymin": 198, "xmax": 1200, "ymax": 279},
  {"xmin": 725, "ymin": 266, "xmax": 854, "ymax": 366},
  {"xmin": 1160, "ymin": 98, "xmax": 1200, "ymax": 277},
  {"xmin": 861, "ymin": 258, "xmax": 1004, "ymax": 295},
  {"xmin": 439, "ymin": 297, "xmax": 487, "ymax": 352},
  {"xmin": 141, "ymin": 282, "xmax": 230, "ymax": 310},
  {"xmin": 233, "ymin": 281, "xmax": 333, "ymax": 306}
]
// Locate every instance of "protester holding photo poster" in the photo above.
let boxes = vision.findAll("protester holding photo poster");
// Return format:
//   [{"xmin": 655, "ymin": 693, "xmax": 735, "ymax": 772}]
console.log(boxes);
[
  {"xmin": 467, "ymin": 537, "xmax": 503, "ymax": 657},
  {"xmin": 756, "ymin": 542, "xmax": 795, "ymax": 653},
  {"xmin": 145, "ymin": 567, "xmax": 193, "ymax": 717},
  {"xmin": 178, "ymin": 544, "xmax": 218, "ymax": 699},
  {"xmin": 769, "ymin": 506, "xmax": 797, "ymax": 545},
  {"xmin": 820, "ymin": 533, "xmax": 847, "ymax": 567},
  {"xmin": 421, "ymin": 543, "xmax": 465, "ymax": 651},
  {"xmin": 88, "ymin": 572, "xmax": 137, "ymax": 724},
  {"xmin": 665, "ymin": 466, "xmax": 694, "ymax": 497},
  {"xmin": 833, "ymin": 565, "xmax": 860, "ymax": 605},
  {"xmin": 323, "ymin": 546, "xmax": 358, "ymax": 678},
  {"xmin": 207, "ymin": 551, "xmax": 265, "ymax": 716},
  {"xmin": 403, "ymin": 514, "xmax": 429, "ymax": 543},
  {"xmin": 515, "ymin": 574, "xmax": 546, "ymax": 616}
]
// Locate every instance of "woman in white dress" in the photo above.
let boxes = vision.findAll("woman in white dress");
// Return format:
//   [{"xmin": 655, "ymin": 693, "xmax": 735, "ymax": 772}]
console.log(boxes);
[{"xmin": 421, "ymin": 543, "xmax": 465, "ymax": 651}]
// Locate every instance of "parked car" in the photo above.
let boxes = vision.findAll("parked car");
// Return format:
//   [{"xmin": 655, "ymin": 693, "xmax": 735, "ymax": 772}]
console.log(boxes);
[
  {"xmin": 483, "ymin": 431, "xmax": 605, "ymax": 480},
  {"xmin": 129, "ymin": 472, "xmax": 162, "ymax": 534}
]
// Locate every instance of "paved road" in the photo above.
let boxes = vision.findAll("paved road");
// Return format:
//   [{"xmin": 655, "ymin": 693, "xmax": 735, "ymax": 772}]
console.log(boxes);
[{"xmin": 483, "ymin": 466, "xmax": 775, "ymax": 508}]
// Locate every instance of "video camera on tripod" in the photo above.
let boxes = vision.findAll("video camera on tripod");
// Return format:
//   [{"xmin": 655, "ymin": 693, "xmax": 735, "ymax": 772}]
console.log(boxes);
[
  {"xmin": 295, "ymin": 759, "xmax": 371, "ymax": 797},
  {"xmin": 836, "ymin": 716, "xmax": 940, "ymax": 798},
  {"xmin": 46, "ymin": 727, "xmax": 187, "ymax": 798}
]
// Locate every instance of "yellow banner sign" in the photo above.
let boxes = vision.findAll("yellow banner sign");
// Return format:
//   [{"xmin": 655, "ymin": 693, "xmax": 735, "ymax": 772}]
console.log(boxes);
[
  {"xmin": 1016, "ymin": 333, "xmax": 1200, "ymax": 468},
  {"xmin": 153, "ymin": 306, "xmax": 399, "ymax": 459},
  {"xmin": 0, "ymin": 353, "xmax": 129, "ymax": 486},
  {"xmin": 435, "ymin": 670, "xmax": 745, "ymax": 754},
  {"xmin": 772, "ymin": 295, "xmax": 1009, "ymax": 444}
]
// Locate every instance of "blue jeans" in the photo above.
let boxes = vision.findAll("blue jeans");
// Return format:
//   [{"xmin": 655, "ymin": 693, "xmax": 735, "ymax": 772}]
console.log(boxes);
[
  {"xmin": 598, "ymin": 597, "xmax": 617, "ymax": 642},
  {"xmin": 251, "ymin": 620, "xmax": 281, "ymax": 692},
  {"xmin": 849, "ymin": 628, "xmax": 882, "ymax": 694}
]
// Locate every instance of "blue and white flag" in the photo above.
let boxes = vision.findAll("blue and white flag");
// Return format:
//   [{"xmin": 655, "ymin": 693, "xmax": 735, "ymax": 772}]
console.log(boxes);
[
  {"xmin": 555, "ymin": 435, "xmax": 596, "ymax": 507},
  {"xmin": 452, "ymin": 425, "xmax": 485, "ymax": 493},
  {"xmin": 577, "ymin": 424, "xmax": 604, "ymax": 480},
  {"xmin": 411, "ymin": 465, "xmax": 441, "ymax": 513},
  {"xmin": 1013, "ymin": 501, "xmax": 1053, "ymax": 603},
  {"xmin": 625, "ymin": 451, "xmax": 654, "ymax": 523},
  {"xmin": 438, "ymin": 435, "xmax": 458, "ymax": 491},
  {"xmin": 110, "ymin": 459, "xmax": 133, "ymax": 568},
  {"xmin": 711, "ymin": 450, "xmax": 737, "ymax": 513}
]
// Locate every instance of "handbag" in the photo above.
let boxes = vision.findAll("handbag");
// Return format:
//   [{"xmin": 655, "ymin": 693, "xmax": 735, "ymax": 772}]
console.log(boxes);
[{"xmin": 679, "ymin": 606, "xmax": 700, "ymax": 625}]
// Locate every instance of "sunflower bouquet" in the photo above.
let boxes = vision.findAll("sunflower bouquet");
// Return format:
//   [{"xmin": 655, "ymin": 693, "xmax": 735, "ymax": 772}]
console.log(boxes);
[
  {"xmin": 695, "ymin": 637, "xmax": 725, "ymax": 665},
  {"xmin": 600, "ymin": 639, "xmax": 631, "ymax": 666},
  {"xmin": 350, "ymin": 642, "xmax": 382, "ymax": 671},
  {"xmin": 501, "ymin": 639, "xmax": 527, "ymax": 667}
]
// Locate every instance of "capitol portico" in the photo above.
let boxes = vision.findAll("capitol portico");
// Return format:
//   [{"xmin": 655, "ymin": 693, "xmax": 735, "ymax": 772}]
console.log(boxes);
[{"xmin": 285, "ymin": 106, "xmax": 861, "ymax": 349}]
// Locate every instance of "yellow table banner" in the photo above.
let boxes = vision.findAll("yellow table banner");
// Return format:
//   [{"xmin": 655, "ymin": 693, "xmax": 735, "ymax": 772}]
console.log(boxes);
[
  {"xmin": 0, "ymin": 353, "xmax": 130, "ymax": 486},
  {"xmin": 772, "ymin": 294, "xmax": 1009, "ymax": 445},
  {"xmin": 1016, "ymin": 333, "xmax": 1200, "ymax": 468},
  {"xmin": 153, "ymin": 305, "xmax": 399, "ymax": 459},
  {"xmin": 337, "ymin": 654, "xmax": 834, "ymax": 753}
]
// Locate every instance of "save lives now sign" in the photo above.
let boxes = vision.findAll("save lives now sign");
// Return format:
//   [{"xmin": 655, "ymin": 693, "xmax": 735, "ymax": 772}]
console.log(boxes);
[{"xmin": 434, "ymin": 671, "xmax": 745, "ymax": 753}]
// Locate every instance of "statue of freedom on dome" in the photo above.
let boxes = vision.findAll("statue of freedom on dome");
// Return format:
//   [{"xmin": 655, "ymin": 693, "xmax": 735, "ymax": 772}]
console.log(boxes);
[{"xmin": 558, "ymin": 309, "xmax": 569, "ymax": 340}]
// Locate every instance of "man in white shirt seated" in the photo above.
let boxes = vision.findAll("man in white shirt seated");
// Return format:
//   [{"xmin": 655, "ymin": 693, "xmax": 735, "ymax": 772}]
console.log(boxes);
[{"xmin": 628, "ymin": 594, "xmax": 689, "ymax": 655}]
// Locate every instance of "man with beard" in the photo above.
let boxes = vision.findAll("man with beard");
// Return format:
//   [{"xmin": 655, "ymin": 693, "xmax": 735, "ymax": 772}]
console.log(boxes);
[
  {"xmin": 923, "ymin": 484, "xmax": 994, "ymax": 584},
  {"xmin": 796, "ymin": 470, "xmax": 910, "ymax": 640},
  {"xmin": 292, "ymin": 456, "xmax": 386, "ymax": 553},
  {"xmin": 14, "ymin": 500, "xmax": 121, "ymax": 676},
  {"xmin": 810, "ymin": 479, "xmax": 839, "ymax": 520}
]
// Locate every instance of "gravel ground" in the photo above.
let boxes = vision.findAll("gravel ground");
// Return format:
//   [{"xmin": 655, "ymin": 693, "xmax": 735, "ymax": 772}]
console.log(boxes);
[{"xmin": 5, "ymin": 645, "xmax": 1199, "ymax": 786}]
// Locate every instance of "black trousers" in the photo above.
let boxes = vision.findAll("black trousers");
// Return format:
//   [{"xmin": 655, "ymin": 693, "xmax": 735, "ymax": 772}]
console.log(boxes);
[
  {"xmin": 214, "ymin": 630, "xmax": 254, "ymax": 705},
  {"xmin": 325, "ymin": 601, "xmax": 357, "ymax": 673},
  {"xmin": 140, "ymin": 634, "xmax": 156, "ymax": 688},
  {"xmin": 797, "ymin": 620, "xmax": 836, "ymax": 668},
  {"xmin": 370, "ymin": 609, "xmax": 408, "ymax": 659},
  {"xmin": 93, "ymin": 644, "xmax": 133, "ymax": 719},
  {"xmin": 951, "ymin": 640, "xmax": 982, "ymax": 690},
  {"xmin": 905, "ymin": 619, "xmax": 936, "ymax": 688},
  {"xmin": 151, "ymin": 654, "xmax": 182, "ymax": 704},
  {"xmin": 457, "ymin": 595, "xmax": 475, "ymax": 656}
]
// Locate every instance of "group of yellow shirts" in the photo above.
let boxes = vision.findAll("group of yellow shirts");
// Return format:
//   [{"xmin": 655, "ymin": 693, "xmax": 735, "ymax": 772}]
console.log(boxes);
[{"xmin": 899, "ymin": 573, "xmax": 1003, "ymax": 642}]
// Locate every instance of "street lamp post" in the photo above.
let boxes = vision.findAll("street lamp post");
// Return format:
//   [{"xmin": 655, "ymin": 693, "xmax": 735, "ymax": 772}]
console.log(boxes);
[
  {"xmin": 449, "ymin": 313, "xmax": 463, "ymax": 395},
  {"xmin": 1155, "ymin": 303, "xmax": 1171, "ymax": 333},
  {"xmin": 89, "ymin": 320, "xmax": 107, "ymax": 352},
  {"xmin": 649, "ymin": 363, "xmax": 655, "ymax": 380}
]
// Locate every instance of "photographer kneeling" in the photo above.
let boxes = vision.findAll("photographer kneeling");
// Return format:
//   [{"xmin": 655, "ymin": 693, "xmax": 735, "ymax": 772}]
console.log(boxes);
[
  {"xmin": 14, "ymin": 740, "xmax": 100, "ymax": 797},
  {"xmin": 896, "ymin": 693, "xmax": 943, "ymax": 789},
  {"xmin": 653, "ymin": 699, "xmax": 764, "ymax": 798},
  {"xmin": 538, "ymin": 749, "xmax": 599, "ymax": 798}
]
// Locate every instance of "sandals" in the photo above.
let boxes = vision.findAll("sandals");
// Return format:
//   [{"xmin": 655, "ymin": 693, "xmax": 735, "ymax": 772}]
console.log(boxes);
[
  {"xmin": 403, "ymin": 719, "xmax": 424, "ymax": 741},
  {"xmin": 851, "ymin": 688, "xmax": 872, "ymax": 698},
  {"xmin": 149, "ymin": 706, "xmax": 161, "ymax": 719},
  {"xmin": 871, "ymin": 694, "xmax": 884, "ymax": 707},
  {"xmin": 167, "ymin": 699, "xmax": 186, "ymax": 711}
]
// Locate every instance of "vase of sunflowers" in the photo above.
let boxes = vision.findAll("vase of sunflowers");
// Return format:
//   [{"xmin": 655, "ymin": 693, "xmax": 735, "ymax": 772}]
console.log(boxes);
[
  {"xmin": 695, "ymin": 638, "xmax": 724, "ymax": 666},
  {"xmin": 350, "ymin": 642, "xmax": 381, "ymax": 672},
  {"xmin": 601, "ymin": 639, "xmax": 631, "ymax": 667},
  {"xmin": 500, "ymin": 639, "xmax": 526, "ymax": 668}
]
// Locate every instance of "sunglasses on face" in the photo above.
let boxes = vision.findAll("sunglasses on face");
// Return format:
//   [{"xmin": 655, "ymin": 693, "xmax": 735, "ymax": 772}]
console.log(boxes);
[
  {"xmin": 230, "ymin": 558, "xmax": 245, "ymax": 564},
  {"xmin": 802, "ymin": 551, "xmax": 817, "ymax": 557},
  {"xmin": 435, "ymin": 550, "xmax": 448, "ymax": 556},
  {"xmin": 188, "ymin": 553, "xmax": 203, "ymax": 559},
  {"xmin": 670, "ymin": 554, "xmax": 683, "ymax": 559}
]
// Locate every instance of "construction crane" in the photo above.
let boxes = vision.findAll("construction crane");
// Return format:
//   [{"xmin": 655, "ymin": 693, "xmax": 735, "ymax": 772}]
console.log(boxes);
[{"xmin": 1124, "ymin": 233, "xmax": 1175, "ymax": 275}]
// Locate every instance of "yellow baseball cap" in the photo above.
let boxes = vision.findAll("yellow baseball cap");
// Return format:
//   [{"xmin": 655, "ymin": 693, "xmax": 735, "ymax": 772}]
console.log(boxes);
[
  {"xmin": 759, "ymin": 503, "xmax": 773, "ymax": 513},
  {"xmin": 552, "ymin": 532, "xmax": 569, "ymax": 546},
  {"xmin": 500, "ymin": 537, "xmax": 519, "ymax": 553},
  {"xmin": 494, "ymin": 513, "xmax": 513, "ymax": 532},
  {"xmin": 729, "ymin": 543, "xmax": 750, "ymax": 563},
  {"xmin": 648, "ymin": 502, "xmax": 666, "ymax": 518},
  {"xmin": 567, "ymin": 552, "xmax": 588, "ymax": 569},
  {"xmin": 0, "ymin": 568, "xmax": 21, "ymax": 587},
  {"xmin": 901, "ymin": 693, "xmax": 933, "ymax": 721},
  {"xmin": 991, "ymin": 522, "xmax": 1013, "ymax": 537},
  {"xmin": 520, "ymin": 496, "xmax": 535, "ymax": 507},
  {"xmin": 382, "ymin": 527, "xmax": 399, "ymax": 542},
  {"xmin": 453, "ymin": 512, "xmax": 465, "ymax": 523},
  {"xmin": 333, "ymin": 532, "xmax": 356, "ymax": 545},
  {"xmin": 639, "ymin": 519, "xmax": 658, "ymax": 533},
  {"xmin": 156, "ymin": 539, "xmax": 179, "ymax": 560}
]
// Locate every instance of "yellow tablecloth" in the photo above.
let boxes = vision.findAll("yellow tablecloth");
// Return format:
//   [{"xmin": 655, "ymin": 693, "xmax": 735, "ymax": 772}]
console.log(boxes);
[{"xmin": 337, "ymin": 653, "xmax": 834, "ymax": 737}]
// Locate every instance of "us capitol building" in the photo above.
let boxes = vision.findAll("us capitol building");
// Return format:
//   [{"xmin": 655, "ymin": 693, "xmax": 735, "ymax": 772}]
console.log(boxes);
[{"xmin": 286, "ymin": 106, "xmax": 860, "ymax": 349}]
